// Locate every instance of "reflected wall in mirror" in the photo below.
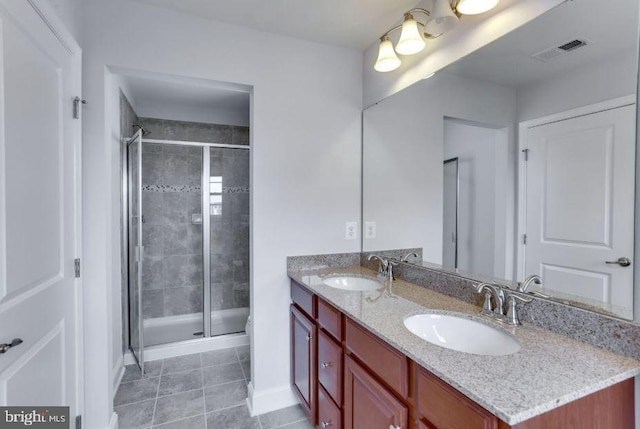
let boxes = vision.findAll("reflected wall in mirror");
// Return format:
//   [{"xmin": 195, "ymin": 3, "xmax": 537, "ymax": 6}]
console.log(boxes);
[{"xmin": 362, "ymin": 0, "xmax": 639, "ymax": 320}]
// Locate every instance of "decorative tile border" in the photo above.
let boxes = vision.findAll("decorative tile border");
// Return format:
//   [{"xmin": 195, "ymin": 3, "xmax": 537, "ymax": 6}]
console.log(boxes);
[{"xmin": 142, "ymin": 184, "xmax": 250, "ymax": 194}]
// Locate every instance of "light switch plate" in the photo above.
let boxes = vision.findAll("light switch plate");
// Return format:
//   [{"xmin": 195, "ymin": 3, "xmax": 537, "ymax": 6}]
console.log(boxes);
[
  {"xmin": 345, "ymin": 221, "xmax": 358, "ymax": 240},
  {"xmin": 365, "ymin": 221, "xmax": 376, "ymax": 239}
]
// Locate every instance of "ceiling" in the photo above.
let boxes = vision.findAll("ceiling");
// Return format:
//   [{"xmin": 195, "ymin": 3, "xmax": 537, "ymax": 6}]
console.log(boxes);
[
  {"xmin": 121, "ymin": 74, "xmax": 250, "ymax": 125},
  {"xmin": 444, "ymin": 0, "xmax": 639, "ymax": 88},
  {"xmin": 129, "ymin": 0, "xmax": 422, "ymax": 50}
]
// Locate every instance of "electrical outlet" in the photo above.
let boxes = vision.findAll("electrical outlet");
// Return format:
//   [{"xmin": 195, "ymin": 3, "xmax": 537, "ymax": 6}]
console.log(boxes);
[
  {"xmin": 345, "ymin": 222, "xmax": 358, "ymax": 240},
  {"xmin": 365, "ymin": 221, "xmax": 376, "ymax": 239}
]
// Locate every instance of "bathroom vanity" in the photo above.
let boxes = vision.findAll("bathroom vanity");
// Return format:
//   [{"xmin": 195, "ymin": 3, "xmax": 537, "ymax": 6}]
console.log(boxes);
[{"xmin": 288, "ymin": 266, "xmax": 639, "ymax": 429}]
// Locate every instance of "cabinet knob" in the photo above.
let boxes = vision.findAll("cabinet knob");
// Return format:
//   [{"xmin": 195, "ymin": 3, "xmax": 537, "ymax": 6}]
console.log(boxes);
[
  {"xmin": 321, "ymin": 361, "xmax": 333, "ymax": 368},
  {"xmin": 321, "ymin": 421, "xmax": 332, "ymax": 428},
  {"xmin": 305, "ymin": 334, "xmax": 312, "ymax": 341},
  {"xmin": 389, "ymin": 426, "xmax": 400, "ymax": 429}
]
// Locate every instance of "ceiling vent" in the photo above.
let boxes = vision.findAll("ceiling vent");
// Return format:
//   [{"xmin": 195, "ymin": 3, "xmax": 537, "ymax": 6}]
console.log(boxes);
[{"xmin": 531, "ymin": 38, "xmax": 593, "ymax": 63}]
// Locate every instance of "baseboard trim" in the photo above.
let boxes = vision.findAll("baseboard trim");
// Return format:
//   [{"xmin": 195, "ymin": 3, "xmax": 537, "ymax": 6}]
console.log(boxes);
[
  {"xmin": 108, "ymin": 411, "xmax": 118, "ymax": 429},
  {"xmin": 112, "ymin": 355, "xmax": 125, "ymax": 398},
  {"xmin": 123, "ymin": 333, "xmax": 249, "ymax": 365},
  {"xmin": 247, "ymin": 382, "xmax": 299, "ymax": 416}
]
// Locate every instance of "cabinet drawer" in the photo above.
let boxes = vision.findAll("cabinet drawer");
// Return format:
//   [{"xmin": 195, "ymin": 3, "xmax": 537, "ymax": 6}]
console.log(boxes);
[
  {"xmin": 344, "ymin": 356, "xmax": 408, "ymax": 429},
  {"xmin": 318, "ymin": 298, "xmax": 342, "ymax": 341},
  {"xmin": 345, "ymin": 318, "xmax": 408, "ymax": 396},
  {"xmin": 318, "ymin": 329, "xmax": 342, "ymax": 405},
  {"xmin": 319, "ymin": 385, "xmax": 342, "ymax": 429},
  {"xmin": 291, "ymin": 280, "xmax": 316, "ymax": 318},
  {"xmin": 415, "ymin": 366, "xmax": 497, "ymax": 429}
]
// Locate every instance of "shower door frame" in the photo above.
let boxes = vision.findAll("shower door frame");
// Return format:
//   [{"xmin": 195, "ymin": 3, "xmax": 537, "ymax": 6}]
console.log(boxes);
[
  {"xmin": 126, "ymin": 129, "xmax": 144, "ymax": 372},
  {"xmin": 140, "ymin": 138, "xmax": 251, "ymax": 341}
]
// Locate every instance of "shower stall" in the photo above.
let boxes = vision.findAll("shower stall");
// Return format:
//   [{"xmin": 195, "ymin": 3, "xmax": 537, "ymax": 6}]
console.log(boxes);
[{"xmin": 125, "ymin": 125, "xmax": 250, "ymax": 371}]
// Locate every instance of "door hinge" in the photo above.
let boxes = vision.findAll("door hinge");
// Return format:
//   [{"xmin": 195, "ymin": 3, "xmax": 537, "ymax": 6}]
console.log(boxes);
[
  {"xmin": 522, "ymin": 234, "xmax": 527, "ymax": 245},
  {"xmin": 522, "ymin": 148, "xmax": 529, "ymax": 161},
  {"xmin": 73, "ymin": 96, "xmax": 86, "ymax": 119},
  {"xmin": 75, "ymin": 415, "xmax": 81, "ymax": 429},
  {"xmin": 74, "ymin": 258, "xmax": 81, "ymax": 278}
]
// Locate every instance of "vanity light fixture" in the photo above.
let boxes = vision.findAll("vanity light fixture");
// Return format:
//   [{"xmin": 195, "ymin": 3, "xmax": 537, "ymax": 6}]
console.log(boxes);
[{"xmin": 374, "ymin": 0, "xmax": 499, "ymax": 72}]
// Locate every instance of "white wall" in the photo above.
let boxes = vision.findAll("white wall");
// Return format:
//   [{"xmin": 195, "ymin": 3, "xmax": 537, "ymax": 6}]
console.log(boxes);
[
  {"xmin": 517, "ymin": 51, "xmax": 638, "ymax": 121},
  {"xmin": 444, "ymin": 120, "xmax": 503, "ymax": 278},
  {"xmin": 81, "ymin": 1, "xmax": 362, "ymax": 427},
  {"xmin": 362, "ymin": 72, "xmax": 517, "ymax": 264},
  {"xmin": 362, "ymin": 0, "xmax": 564, "ymax": 107},
  {"xmin": 46, "ymin": 0, "xmax": 83, "ymax": 43}
]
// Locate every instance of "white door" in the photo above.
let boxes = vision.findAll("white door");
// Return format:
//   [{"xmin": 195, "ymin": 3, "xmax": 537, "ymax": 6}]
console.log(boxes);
[
  {"xmin": 0, "ymin": 0, "xmax": 82, "ymax": 423},
  {"xmin": 523, "ymin": 104, "xmax": 635, "ymax": 317},
  {"xmin": 442, "ymin": 158, "xmax": 458, "ymax": 269}
]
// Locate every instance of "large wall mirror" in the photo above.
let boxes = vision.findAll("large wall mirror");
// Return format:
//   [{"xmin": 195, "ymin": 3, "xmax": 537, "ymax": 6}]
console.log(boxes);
[{"xmin": 362, "ymin": 0, "xmax": 639, "ymax": 320}]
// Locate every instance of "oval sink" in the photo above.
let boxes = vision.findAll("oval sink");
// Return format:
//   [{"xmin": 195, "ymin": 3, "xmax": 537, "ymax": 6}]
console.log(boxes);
[
  {"xmin": 323, "ymin": 276, "xmax": 382, "ymax": 291},
  {"xmin": 404, "ymin": 313, "xmax": 520, "ymax": 356}
]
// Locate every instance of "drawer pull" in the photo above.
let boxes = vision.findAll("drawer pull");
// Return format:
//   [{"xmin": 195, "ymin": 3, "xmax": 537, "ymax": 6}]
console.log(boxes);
[
  {"xmin": 321, "ymin": 361, "xmax": 333, "ymax": 368},
  {"xmin": 321, "ymin": 421, "xmax": 332, "ymax": 428}
]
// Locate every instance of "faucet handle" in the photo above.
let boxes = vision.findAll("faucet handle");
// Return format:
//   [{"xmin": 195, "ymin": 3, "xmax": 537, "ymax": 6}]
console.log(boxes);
[{"xmin": 504, "ymin": 292, "xmax": 532, "ymax": 326}]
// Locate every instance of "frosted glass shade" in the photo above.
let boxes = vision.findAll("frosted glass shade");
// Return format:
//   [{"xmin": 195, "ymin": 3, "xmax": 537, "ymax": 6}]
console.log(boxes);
[
  {"xmin": 374, "ymin": 37, "xmax": 401, "ymax": 72},
  {"xmin": 395, "ymin": 15, "xmax": 426, "ymax": 55},
  {"xmin": 424, "ymin": 0, "xmax": 459, "ymax": 36},
  {"xmin": 456, "ymin": 0, "xmax": 499, "ymax": 15}
]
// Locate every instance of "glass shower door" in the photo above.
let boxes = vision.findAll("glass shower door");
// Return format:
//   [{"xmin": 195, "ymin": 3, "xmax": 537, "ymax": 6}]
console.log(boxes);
[
  {"xmin": 127, "ymin": 130, "xmax": 144, "ymax": 372},
  {"xmin": 207, "ymin": 146, "xmax": 250, "ymax": 336}
]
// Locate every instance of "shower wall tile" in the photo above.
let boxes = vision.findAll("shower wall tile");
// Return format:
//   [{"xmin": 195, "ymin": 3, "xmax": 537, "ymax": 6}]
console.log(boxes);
[
  {"xmin": 232, "ymin": 127, "xmax": 250, "ymax": 146},
  {"xmin": 142, "ymin": 224, "xmax": 164, "ymax": 257},
  {"xmin": 163, "ymin": 223, "xmax": 189, "ymax": 256},
  {"xmin": 142, "ymin": 256, "xmax": 164, "ymax": 290},
  {"xmin": 163, "ymin": 154, "xmax": 201, "ymax": 187},
  {"xmin": 143, "ymin": 290, "xmax": 164, "ymax": 319},
  {"xmin": 162, "ymin": 192, "xmax": 189, "ymax": 224},
  {"xmin": 141, "ymin": 152, "xmax": 164, "ymax": 185},
  {"xmin": 164, "ymin": 286, "xmax": 204, "ymax": 316},
  {"xmin": 233, "ymin": 260, "xmax": 249, "ymax": 284},
  {"xmin": 211, "ymin": 254, "xmax": 233, "ymax": 284},
  {"xmin": 142, "ymin": 191, "xmax": 163, "ymax": 225},
  {"xmin": 233, "ymin": 282, "xmax": 249, "ymax": 308},
  {"xmin": 164, "ymin": 255, "xmax": 204, "ymax": 288}
]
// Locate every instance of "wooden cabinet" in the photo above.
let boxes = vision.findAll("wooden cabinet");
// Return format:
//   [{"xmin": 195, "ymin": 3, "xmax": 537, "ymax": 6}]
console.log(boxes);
[
  {"xmin": 291, "ymin": 304, "xmax": 316, "ymax": 424},
  {"xmin": 344, "ymin": 355, "xmax": 408, "ymax": 429},
  {"xmin": 290, "ymin": 280, "xmax": 635, "ymax": 429},
  {"xmin": 415, "ymin": 366, "xmax": 497, "ymax": 429}
]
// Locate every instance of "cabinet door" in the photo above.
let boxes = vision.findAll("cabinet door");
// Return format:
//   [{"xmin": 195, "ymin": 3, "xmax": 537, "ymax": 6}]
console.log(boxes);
[
  {"xmin": 291, "ymin": 305, "xmax": 317, "ymax": 423},
  {"xmin": 344, "ymin": 356, "xmax": 408, "ymax": 429}
]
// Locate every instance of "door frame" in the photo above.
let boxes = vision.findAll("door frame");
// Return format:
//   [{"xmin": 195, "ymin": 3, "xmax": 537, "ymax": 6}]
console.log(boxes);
[
  {"xmin": 0, "ymin": 0, "xmax": 84, "ymax": 418},
  {"xmin": 516, "ymin": 96, "xmax": 637, "ymax": 303}
]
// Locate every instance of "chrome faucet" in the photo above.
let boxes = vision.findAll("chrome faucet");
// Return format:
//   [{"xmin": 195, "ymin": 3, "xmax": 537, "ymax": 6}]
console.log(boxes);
[
  {"xmin": 518, "ymin": 275, "xmax": 549, "ymax": 298},
  {"xmin": 474, "ymin": 282, "xmax": 505, "ymax": 321},
  {"xmin": 400, "ymin": 252, "xmax": 419, "ymax": 263},
  {"xmin": 367, "ymin": 254, "xmax": 388, "ymax": 278}
]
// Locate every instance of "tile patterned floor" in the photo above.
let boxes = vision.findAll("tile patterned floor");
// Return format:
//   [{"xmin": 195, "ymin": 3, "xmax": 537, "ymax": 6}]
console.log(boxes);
[{"xmin": 114, "ymin": 346, "xmax": 312, "ymax": 429}]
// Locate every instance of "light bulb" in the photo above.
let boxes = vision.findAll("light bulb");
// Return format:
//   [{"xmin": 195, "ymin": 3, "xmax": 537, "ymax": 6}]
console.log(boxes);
[
  {"xmin": 374, "ymin": 37, "xmax": 401, "ymax": 72},
  {"xmin": 455, "ymin": 0, "xmax": 499, "ymax": 15},
  {"xmin": 424, "ymin": 0, "xmax": 459, "ymax": 37},
  {"xmin": 396, "ymin": 14, "xmax": 426, "ymax": 55}
]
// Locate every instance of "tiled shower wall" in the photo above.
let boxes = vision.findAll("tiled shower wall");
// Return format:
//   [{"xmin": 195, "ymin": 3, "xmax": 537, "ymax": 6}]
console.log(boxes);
[
  {"xmin": 138, "ymin": 117, "xmax": 250, "ymax": 319},
  {"xmin": 140, "ymin": 143, "xmax": 204, "ymax": 318}
]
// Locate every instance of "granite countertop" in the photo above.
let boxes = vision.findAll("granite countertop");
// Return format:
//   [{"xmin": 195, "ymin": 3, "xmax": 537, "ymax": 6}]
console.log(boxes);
[{"xmin": 288, "ymin": 266, "xmax": 640, "ymax": 425}]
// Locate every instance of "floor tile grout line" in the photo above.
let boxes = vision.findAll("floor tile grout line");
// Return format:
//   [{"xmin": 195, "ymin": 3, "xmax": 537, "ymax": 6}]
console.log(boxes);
[
  {"xmin": 158, "ymin": 365, "xmax": 203, "ymax": 377},
  {"xmin": 201, "ymin": 353, "xmax": 207, "ymax": 429},
  {"xmin": 150, "ymin": 359, "xmax": 163, "ymax": 428}
]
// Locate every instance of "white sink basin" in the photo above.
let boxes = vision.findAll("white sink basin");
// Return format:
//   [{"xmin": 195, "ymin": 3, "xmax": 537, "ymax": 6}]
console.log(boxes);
[
  {"xmin": 322, "ymin": 276, "xmax": 382, "ymax": 291},
  {"xmin": 404, "ymin": 313, "xmax": 521, "ymax": 356}
]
